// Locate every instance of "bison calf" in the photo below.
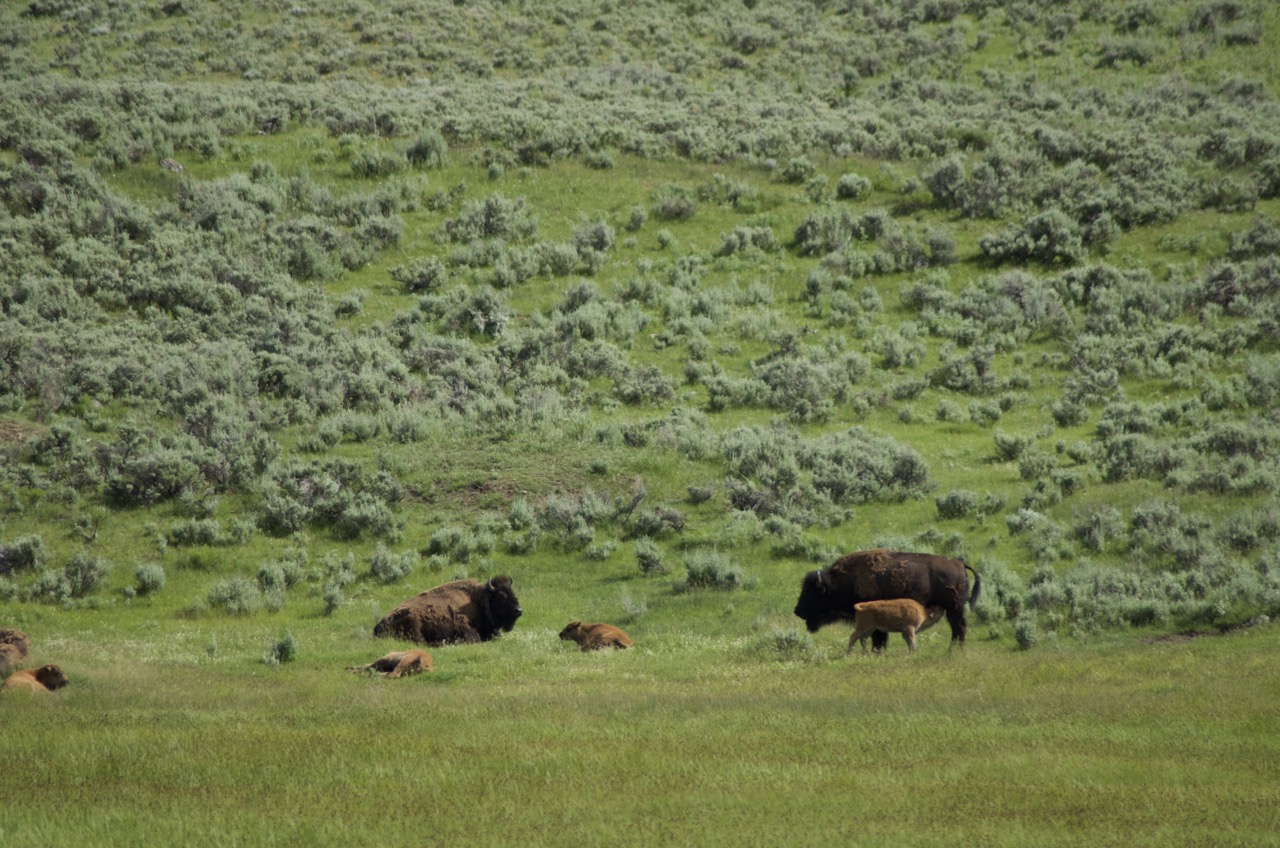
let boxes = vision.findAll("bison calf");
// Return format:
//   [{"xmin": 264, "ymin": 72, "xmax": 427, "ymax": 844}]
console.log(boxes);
[
  {"xmin": 848, "ymin": 599, "xmax": 945, "ymax": 655},
  {"xmin": 347, "ymin": 649, "xmax": 433, "ymax": 679},
  {"xmin": 559, "ymin": 620, "xmax": 633, "ymax": 651},
  {"xmin": 2, "ymin": 663, "xmax": 69, "ymax": 693}
]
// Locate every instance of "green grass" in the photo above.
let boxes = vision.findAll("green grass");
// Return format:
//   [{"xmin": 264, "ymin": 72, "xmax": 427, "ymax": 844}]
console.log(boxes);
[
  {"xmin": 6, "ymin": 2, "xmax": 1280, "ymax": 844},
  {"xmin": 3, "ymin": 624, "xmax": 1278, "ymax": 847}
]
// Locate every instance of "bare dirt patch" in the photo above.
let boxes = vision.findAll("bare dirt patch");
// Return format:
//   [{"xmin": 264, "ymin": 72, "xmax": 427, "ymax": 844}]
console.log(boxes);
[{"xmin": 0, "ymin": 419, "xmax": 42, "ymax": 446}]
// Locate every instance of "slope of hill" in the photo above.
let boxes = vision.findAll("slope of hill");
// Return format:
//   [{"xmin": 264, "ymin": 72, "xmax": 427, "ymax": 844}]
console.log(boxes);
[{"xmin": 3, "ymin": 0, "xmax": 1280, "ymax": 641}]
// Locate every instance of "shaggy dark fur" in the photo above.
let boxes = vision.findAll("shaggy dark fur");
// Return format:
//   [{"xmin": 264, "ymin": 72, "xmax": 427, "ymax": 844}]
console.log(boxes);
[
  {"xmin": 0, "ymin": 627, "xmax": 30, "ymax": 658},
  {"xmin": 0, "ymin": 644, "xmax": 23, "ymax": 676},
  {"xmin": 0, "ymin": 628, "xmax": 31, "ymax": 676},
  {"xmin": 373, "ymin": 576, "xmax": 522, "ymax": 646},
  {"xmin": 794, "ymin": 549, "xmax": 980, "ymax": 649}
]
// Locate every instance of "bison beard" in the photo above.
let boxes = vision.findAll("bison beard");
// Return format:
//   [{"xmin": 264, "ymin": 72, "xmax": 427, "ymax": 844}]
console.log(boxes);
[
  {"xmin": 793, "ymin": 549, "xmax": 980, "ymax": 650},
  {"xmin": 373, "ymin": 576, "xmax": 522, "ymax": 646}
]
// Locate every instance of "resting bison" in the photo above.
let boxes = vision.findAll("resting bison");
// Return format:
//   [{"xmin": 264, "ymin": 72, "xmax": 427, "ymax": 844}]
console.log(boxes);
[
  {"xmin": 795, "ymin": 549, "xmax": 980, "ymax": 649},
  {"xmin": 347, "ymin": 649, "xmax": 433, "ymax": 679},
  {"xmin": 2, "ymin": 663, "xmax": 68, "ymax": 694},
  {"xmin": 0, "ymin": 644, "xmax": 24, "ymax": 676},
  {"xmin": 848, "ymin": 599, "xmax": 945, "ymax": 655},
  {"xmin": 373, "ymin": 576, "xmax": 522, "ymax": 646},
  {"xmin": 559, "ymin": 620, "xmax": 633, "ymax": 651},
  {"xmin": 0, "ymin": 628, "xmax": 30, "ymax": 676},
  {"xmin": 0, "ymin": 627, "xmax": 30, "ymax": 656}
]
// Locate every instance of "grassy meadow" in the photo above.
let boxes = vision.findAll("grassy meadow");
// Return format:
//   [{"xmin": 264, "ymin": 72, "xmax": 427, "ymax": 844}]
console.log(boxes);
[
  {"xmin": 4, "ymin": 624, "xmax": 1279, "ymax": 848},
  {"xmin": 4, "ymin": 0, "xmax": 1280, "ymax": 844}
]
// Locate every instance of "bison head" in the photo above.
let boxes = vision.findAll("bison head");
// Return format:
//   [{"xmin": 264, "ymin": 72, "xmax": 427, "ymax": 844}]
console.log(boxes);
[
  {"xmin": 793, "ymin": 569, "xmax": 846, "ymax": 633},
  {"xmin": 558, "ymin": 621, "xmax": 583, "ymax": 642},
  {"xmin": 35, "ymin": 664, "xmax": 69, "ymax": 691},
  {"xmin": 485, "ymin": 575, "xmax": 523, "ymax": 632}
]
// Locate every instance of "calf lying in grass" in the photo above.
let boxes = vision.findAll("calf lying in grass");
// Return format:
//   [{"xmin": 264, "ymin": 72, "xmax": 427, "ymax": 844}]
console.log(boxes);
[
  {"xmin": 2, "ymin": 663, "xmax": 69, "ymax": 693},
  {"xmin": 347, "ymin": 649, "xmax": 433, "ymax": 679},
  {"xmin": 559, "ymin": 620, "xmax": 633, "ymax": 651},
  {"xmin": 848, "ymin": 599, "xmax": 945, "ymax": 655}
]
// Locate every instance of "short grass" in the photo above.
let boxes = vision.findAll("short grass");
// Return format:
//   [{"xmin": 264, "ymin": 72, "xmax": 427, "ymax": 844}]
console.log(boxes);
[{"xmin": 3, "ymin": 624, "xmax": 1277, "ymax": 848}]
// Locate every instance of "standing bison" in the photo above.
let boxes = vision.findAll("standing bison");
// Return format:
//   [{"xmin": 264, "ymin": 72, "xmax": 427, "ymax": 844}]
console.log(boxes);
[
  {"xmin": 794, "ymin": 549, "xmax": 980, "ymax": 649},
  {"xmin": 373, "ymin": 576, "xmax": 522, "ymax": 646}
]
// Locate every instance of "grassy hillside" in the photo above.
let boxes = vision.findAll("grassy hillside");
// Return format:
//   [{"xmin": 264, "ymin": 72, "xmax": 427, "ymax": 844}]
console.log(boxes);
[{"xmin": 2, "ymin": 1, "xmax": 1280, "ymax": 843}]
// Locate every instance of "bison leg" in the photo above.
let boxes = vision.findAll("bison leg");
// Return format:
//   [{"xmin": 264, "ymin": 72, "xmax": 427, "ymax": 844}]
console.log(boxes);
[
  {"xmin": 846, "ymin": 625, "xmax": 872, "ymax": 655},
  {"xmin": 945, "ymin": 607, "xmax": 967, "ymax": 646},
  {"xmin": 870, "ymin": 629, "xmax": 889, "ymax": 653},
  {"xmin": 903, "ymin": 627, "xmax": 917, "ymax": 653}
]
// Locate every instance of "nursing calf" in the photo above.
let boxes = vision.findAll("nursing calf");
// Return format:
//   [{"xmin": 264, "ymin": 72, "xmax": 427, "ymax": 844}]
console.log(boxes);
[{"xmin": 848, "ymin": 599, "xmax": 945, "ymax": 655}]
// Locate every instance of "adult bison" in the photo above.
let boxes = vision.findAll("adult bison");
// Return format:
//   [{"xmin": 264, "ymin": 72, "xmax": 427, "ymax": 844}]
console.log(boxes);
[
  {"xmin": 794, "ymin": 549, "xmax": 980, "ymax": 649},
  {"xmin": 373, "ymin": 576, "xmax": 522, "ymax": 646}
]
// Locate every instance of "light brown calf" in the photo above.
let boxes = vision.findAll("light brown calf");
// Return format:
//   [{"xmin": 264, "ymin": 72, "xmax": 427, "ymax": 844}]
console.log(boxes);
[
  {"xmin": 347, "ymin": 649, "xmax": 433, "ymax": 679},
  {"xmin": 2, "ymin": 663, "xmax": 69, "ymax": 693},
  {"xmin": 559, "ymin": 620, "xmax": 633, "ymax": 651},
  {"xmin": 848, "ymin": 599, "xmax": 945, "ymax": 655}
]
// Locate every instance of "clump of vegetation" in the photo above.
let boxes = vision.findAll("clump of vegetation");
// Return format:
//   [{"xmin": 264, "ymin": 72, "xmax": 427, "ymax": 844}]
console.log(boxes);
[
  {"xmin": 635, "ymin": 537, "xmax": 667, "ymax": 576},
  {"xmin": 133, "ymin": 562, "xmax": 166, "ymax": 596},
  {"xmin": 679, "ymin": 549, "xmax": 753, "ymax": 591},
  {"xmin": 207, "ymin": 577, "xmax": 261, "ymax": 616},
  {"xmin": 0, "ymin": 535, "xmax": 48, "ymax": 575},
  {"xmin": 263, "ymin": 630, "xmax": 298, "ymax": 665}
]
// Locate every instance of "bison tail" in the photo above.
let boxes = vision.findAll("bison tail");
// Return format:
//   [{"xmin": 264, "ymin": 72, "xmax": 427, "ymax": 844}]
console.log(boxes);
[{"xmin": 965, "ymin": 563, "xmax": 982, "ymax": 611}]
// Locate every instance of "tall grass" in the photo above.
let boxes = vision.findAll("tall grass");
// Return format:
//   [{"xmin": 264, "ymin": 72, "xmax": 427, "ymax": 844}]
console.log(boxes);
[{"xmin": 2, "ymin": 627, "xmax": 1276, "ymax": 847}]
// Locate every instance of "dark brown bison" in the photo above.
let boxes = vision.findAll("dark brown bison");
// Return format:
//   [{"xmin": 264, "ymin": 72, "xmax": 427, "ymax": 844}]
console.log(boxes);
[
  {"xmin": 373, "ymin": 576, "xmax": 522, "ymax": 646},
  {"xmin": 347, "ymin": 649, "xmax": 433, "ymax": 678},
  {"xmin": 559, "ymin": 620, "xmax": 633, "ymax": 651},
  {"xmin": 0, "ymin": 628, "xmax": 30, "ymax": 676},
  {"xmin": 2, "ymin": 663, "xmax": 69, "ymax": 694},
  {"xmin": 0, "ymin": 643, "xmax": 23, "ymax": 676},
  {"xmin": 794, "ymin": 549, "xmax": 980, "ymax": 649},
  {"xmin": 0, "ymin": 627, "xmax": 30, "ymax": 658}
]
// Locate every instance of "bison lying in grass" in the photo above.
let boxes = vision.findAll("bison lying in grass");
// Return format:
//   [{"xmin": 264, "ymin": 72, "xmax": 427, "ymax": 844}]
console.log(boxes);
[
  {"xmin": 347, "ymin": 649, "xmax": 433, "ymax": 679},
  {"xmin": 847, "ymin": 599, "xmax": 945, "ymax": 655},
  {"xmin": 2, "ymin": 663, "xmax": 68, "ymax": 694},
  {"xmin": 0, "ymin": 627, "xmax": 30, "ymax": 676},
  {"xmin": 373, "ymin": 576, "xmax": 523, "ymax": 646},
  {"xmin": 559, "ymin": 620, "xmax": 633, "ymax": 651}
]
